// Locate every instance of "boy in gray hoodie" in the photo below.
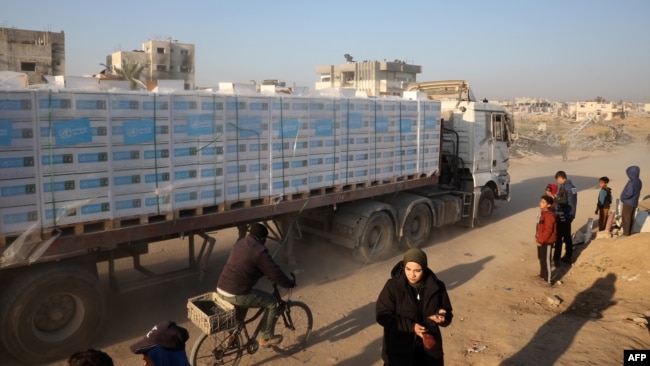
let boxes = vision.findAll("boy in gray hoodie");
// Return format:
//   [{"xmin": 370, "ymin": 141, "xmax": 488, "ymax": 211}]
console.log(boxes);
[{"xmin": 620, "ymin": 166, "xmax": 642, "ymax": 236}]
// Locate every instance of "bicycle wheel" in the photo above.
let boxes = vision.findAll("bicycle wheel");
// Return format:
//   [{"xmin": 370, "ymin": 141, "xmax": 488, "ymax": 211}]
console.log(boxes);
[
  {"xmin": 190, "ymin": 329, "xmax": 243, "ymax": 366},
  {"xmin": 273, "ymin": 301, "xmax": 313, "ymax": 354}
]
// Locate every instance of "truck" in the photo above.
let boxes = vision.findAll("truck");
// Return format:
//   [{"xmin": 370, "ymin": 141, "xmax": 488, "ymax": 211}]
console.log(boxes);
[{"xmin": 0, "ymin": 79, "xmax": 515, "ymax": 364}]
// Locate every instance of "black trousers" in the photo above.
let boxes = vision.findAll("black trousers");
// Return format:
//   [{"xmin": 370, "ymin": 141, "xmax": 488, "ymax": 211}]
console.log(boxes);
[
  {"xmin": 621, "ymin": 203, "xmax": 636, "ymax": 236},
  {"xmin": 554, "ymin": 218, "xmax": 573, "ymax": 262},
  {"xmin": 537, "ymin": 243, "xmax": 553, "ymax": 282}
]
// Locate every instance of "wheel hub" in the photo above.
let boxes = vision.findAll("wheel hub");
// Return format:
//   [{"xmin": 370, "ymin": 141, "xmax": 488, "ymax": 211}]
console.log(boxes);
[
  {"xmin": 34, "ymin": 294, "xmax": 75, "ymax": 332},
  {"xmin": 409, "ymin": 218, "xmax": 421, "ymax": 233}
]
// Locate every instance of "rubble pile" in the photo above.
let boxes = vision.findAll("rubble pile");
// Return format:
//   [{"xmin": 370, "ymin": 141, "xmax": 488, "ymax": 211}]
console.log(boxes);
[{"xmin": 511, "ymin": 124, "xmax": 634, "ymax": 159}]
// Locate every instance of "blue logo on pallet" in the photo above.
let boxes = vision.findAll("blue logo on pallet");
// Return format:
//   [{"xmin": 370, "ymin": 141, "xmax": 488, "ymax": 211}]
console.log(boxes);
[
  {"xmin": 122, "ymin": 119, "xmax": 155, "ymax": 144},
  {"xmin": 51, "ymin": 118, "xmax": 92, "ymax": 146}
]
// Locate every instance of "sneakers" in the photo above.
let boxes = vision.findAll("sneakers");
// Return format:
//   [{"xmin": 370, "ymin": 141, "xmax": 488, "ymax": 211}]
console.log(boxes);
[{"xmin": 259, "ymin": 335, "xmax": 283, "ymax": 347}]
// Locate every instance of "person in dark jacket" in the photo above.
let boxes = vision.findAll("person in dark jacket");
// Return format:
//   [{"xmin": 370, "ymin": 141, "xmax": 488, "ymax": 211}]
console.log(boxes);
[
  {"xmin": 620, "ymin": 166, "xmax": 643, "ymax": 236},
  {"xmin": 216, "ymin": 223, "xmax": 295, "ymax": 347},
  {"xmin": 376, "ymin": 248, "xmax": 453, "ymax": 366},
  {"xmin": 595, "ymin": 176, "xmax": 612, "ymax": 232},
  {"xmin": 553, "ymin": 171, "xmax": 578, "ymax": 265}
]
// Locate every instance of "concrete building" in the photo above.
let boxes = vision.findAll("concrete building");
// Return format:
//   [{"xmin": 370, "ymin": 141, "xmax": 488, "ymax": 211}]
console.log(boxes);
[
  {"xmin": 0, "ymin": 27, "xmax": 65, "ymax": 85},
  {"xmin": 315, "ymin": 56, "xmax": 421, "ymax": 96},
  {"xmin": 570, "ymin": 101, "xmax": 625, "ymax": 121},
  {"xmin": 106, "ymin": 39, "xmax": 195, "ymax": 90}
]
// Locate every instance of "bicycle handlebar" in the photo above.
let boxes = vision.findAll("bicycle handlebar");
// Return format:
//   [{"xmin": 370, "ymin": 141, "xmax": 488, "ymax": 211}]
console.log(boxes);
[{"xmin": 271, "ymin": 272, "xmax": 297, "ymax": 294}]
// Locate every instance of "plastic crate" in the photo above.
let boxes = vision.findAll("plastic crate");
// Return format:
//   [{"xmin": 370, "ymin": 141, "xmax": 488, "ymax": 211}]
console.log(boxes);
[{"xmin": 187, "ymin": 292, "xmax": 236, "ymax": 335}]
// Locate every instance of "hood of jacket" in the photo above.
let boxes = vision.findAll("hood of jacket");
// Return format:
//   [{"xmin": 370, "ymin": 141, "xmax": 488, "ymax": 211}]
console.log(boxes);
[{"xmin": 627, "ymin": 166, "xmax": 641, "ymax": 180}]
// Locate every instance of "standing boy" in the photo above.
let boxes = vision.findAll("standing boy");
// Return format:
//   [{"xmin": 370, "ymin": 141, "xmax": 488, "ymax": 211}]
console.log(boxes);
[
  {"xmin": 595, "ymin": 177, "xmax": 612, "ymax": 232},
  {"xmin": 536, "ymin": 195, "xmax": 556, "ymax": 285},
  {"xmin": 553, "ymin": 171, "xmax": 578, "ymax": 265},
  {"xmin": 620, "ymin": 166, "xmax": 642, "ymax": 236}
]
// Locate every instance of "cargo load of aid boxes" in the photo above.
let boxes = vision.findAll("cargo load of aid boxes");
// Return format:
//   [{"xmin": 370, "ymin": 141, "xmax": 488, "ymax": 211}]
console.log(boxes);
[{"xmin": 0, "ymin": 90, "xmax": 441, "ymax": 235}]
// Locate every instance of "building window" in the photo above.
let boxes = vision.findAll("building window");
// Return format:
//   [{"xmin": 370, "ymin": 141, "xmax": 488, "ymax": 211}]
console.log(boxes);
[
  {"xmin": 180, "ymin": 49, "xmax": 189, "ymax": 55},
  {"xmin": 21, "ymin": 62, "xmax": 36, "ymax": 72},
  {"xmin": 180, "ymin": 66, "xmax": 190, "ymax": 72},
  {"xmin": 157, "ymin": 47, "xmax": 165, "ymax": 54},
  {"xmin": 157, "ymin": 65, "xmax": 166, "ymax": 71}
]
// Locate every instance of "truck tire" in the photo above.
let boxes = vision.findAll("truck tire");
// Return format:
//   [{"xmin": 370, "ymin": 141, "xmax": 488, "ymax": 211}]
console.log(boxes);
[
  {"xmin": 354, "ymin": 211, "xmax": 395, "ymax": 263},
  {"xmin": 475, "ymin": 187, "xmax": 495, "ymax": 227},
  {"xmin": 0, "ymin": 262, "xmax": 105, "ymax": 364},
  {"xmin": 401, "ymin": 203, "xmax": 433, "ymax": 249}
]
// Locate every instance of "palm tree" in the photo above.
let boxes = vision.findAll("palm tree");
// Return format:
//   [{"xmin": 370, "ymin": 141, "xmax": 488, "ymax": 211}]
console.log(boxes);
[{"xmin": 115, "ymin": 60, "xmax": 145, "ymax": 90}]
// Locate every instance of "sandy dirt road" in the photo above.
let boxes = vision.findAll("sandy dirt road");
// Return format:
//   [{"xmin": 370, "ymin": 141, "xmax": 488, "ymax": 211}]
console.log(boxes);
[{"xmin": 2, "ymin": 143, "xmax": 648, "ymax": 366}]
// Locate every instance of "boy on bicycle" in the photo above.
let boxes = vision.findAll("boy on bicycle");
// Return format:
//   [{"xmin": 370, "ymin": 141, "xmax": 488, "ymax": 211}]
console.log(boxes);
[{"xmin": 216, "ymin": 223, "xmax": 296, "ymax": 347}]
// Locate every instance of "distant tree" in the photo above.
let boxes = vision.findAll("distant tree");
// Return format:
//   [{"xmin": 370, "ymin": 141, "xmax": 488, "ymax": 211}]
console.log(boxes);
[
  {"xmin": 594, "ymin": 96, "xmax": 607, "ymax": 103},
  {"xmin": 115, "ymin": 60, "xmax": 145, "ymax": 90}
]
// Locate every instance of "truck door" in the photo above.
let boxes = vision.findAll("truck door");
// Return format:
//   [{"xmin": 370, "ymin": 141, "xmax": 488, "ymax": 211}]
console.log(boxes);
[{"xmin": 490, "ymin": 113, "xmax": 509, "ymax": 173}]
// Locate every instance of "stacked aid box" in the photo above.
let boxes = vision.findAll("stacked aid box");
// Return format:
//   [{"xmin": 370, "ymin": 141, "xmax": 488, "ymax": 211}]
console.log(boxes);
[
  {"xmin": 109, "ymin": 92, "xmax": 172, "ymax": 219},
  {"xmin": 306, "ymin": 98, "xmax": 338, "ymax": 190},
  {"xmin": 0, "ymin": 90, "xmax": 39, "ymax": 234},
  {"xmin": 0, "ymin": 89, "xmax": 441, "ymax": 236},
  {"xmin": 270, "ymin": 97, "xmax": 311, "ymax": 196},
  {"xmin": 170, "ymin": 93, "xmax": 225, "ymax": 210},
  {"xmin": 419, "ymin": 99, "xmax": 441, "ymax": 175},
  {"xmin": 225, "ymin": 96, "xmax": 270, "ymax": 201}
]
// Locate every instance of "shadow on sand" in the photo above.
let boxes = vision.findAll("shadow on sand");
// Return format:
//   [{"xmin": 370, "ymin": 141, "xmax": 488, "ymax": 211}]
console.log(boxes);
[{"xmin": 501, "ymin": 273, "xmax": 617, "ymax": 366}]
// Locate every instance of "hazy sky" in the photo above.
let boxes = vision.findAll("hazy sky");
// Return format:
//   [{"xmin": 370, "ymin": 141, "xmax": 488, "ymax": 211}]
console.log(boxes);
[{"xmin": 3, "ymin": 0, "xmax": 649, "ymax": 102}]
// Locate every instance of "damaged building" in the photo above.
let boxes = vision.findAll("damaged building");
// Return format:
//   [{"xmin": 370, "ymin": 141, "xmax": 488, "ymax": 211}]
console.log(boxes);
[
  {"xmin": 105, "ymin": 38, "xmax": 195, "ymax": 90},
  {"xmin": 315, "ymin": 56, "xmax": 422, "ymax": 96},
  {"xmin": 0, "ymin": 27, "xmax": 65, "ymax": 85}
]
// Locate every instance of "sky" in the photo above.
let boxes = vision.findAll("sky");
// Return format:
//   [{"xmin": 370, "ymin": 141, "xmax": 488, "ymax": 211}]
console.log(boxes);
[{"xmin": 3, "ymin": 0, "xmax": 649, "ymax": 102}]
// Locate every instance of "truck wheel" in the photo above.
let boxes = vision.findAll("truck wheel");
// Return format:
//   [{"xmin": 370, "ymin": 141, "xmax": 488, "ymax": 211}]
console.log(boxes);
[
  {"xmin": 475, "ymin": 187, "xmax": 495, "ymax": 227},
  {"xmin": 0, "ymin": 263, "xmax": 105, "ymax": 364},
  {"xmin": 354, "ymin": 211, "xmax": 395, "ymax": 263},
  {"xmin": 401, "ymin": 203, "xmax": 432, "ymax": 249}
]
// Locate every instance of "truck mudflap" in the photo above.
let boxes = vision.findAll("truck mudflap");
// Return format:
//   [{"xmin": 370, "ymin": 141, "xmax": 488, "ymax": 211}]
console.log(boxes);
[{"xmin": 474, "ymin": 186, "xmax": 496, "ymax": 227}]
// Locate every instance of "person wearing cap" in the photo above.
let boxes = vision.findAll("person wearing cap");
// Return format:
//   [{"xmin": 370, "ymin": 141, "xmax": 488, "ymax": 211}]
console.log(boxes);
[
  {"xmin": 129, "ymin": 321, "xmax": 190, "ymax": 366},
  {"xmin": 376, "ymin": 248, "xmax": 453, "ymax": 366},
  {"xmin": 216, "ymin": 223, "xmax": 296, "ymax": 347}
]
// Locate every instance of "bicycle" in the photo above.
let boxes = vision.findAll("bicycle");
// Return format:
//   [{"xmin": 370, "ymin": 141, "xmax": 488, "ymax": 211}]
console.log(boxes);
[{"xmin": 188, "ymin": 278, "xmax": 313, "ymax": 366}]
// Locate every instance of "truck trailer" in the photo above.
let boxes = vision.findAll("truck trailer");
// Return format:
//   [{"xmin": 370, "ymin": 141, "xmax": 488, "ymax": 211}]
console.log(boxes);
[{"xmin": 0, "ymin": 80, "xmax": 515, "ymax": 363}]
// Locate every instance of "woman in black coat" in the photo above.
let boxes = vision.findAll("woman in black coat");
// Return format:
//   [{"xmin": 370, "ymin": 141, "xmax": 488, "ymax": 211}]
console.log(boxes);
[{"xmin": 376, "ymin": 248, "xmax": 453, "ymax": 366}]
